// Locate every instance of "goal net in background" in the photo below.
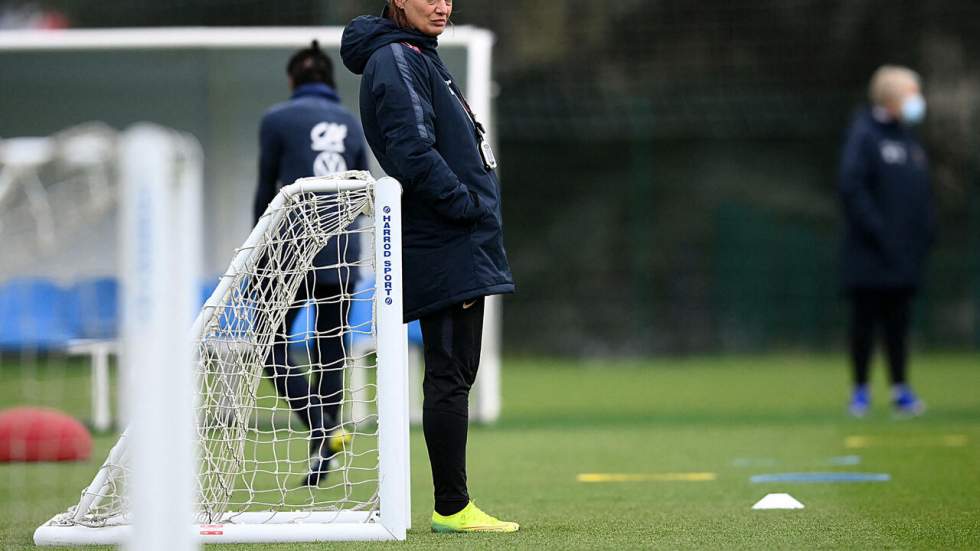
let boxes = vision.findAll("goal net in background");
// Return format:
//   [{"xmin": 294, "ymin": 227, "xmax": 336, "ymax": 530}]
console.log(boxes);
[
  {"xmin": 33, "ymin": 172, "xmax": 410, "ymax": 545},
  {"xmin": 0, "ymin": 123, "xmax": 117, "ymax": 283}
]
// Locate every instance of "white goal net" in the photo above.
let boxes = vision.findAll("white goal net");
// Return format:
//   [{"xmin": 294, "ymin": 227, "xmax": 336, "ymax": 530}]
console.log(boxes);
[
  {"xmin": 34, "ymin": 172, "xmax": 410, "ymax": 545},
  {"xmin": 0, "ymin": 122, "xmax": 118, "ymax": 283}
]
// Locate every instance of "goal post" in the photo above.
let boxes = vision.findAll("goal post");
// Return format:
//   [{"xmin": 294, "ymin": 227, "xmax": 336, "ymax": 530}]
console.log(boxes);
[
  {"xmin": 119, "ymin": 124, "xmax": 202, "ymax": 551},
  {"xmin": 33, "ymin": 172, "xmax": 410, "ymax": 545}
]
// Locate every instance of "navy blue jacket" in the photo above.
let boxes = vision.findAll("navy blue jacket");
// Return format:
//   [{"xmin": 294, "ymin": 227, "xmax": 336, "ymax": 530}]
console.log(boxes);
[
  {"xmin": 838, "ymin": 108, "xmax": 935, "ymax": 291},
  {"xmin": 255, "ymin": 83, "xmax": 369, "ymax": 287},
  {"xmin": 341, "ymin": 16, "xmax": 515, "ymax": 321}
]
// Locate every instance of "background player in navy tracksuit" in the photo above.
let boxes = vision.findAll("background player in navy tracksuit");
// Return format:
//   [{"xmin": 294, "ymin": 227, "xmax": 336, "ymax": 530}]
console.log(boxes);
[
  {"xmin": 839, "ymin": 65, "xmax": 935, "ymax": 417},
  {"xmin": 342, "ymin": 1, "xmax": 518, "ymax": 533},
  {"xmin": 254, "ymin": 41, "xmax": 369, "ymax": 485}
]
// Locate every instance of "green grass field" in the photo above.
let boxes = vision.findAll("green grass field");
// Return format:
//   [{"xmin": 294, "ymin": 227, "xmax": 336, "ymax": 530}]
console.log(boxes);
[{"xmin": 2, "ymin": 354, "xmax": 979, "ymax": 550}]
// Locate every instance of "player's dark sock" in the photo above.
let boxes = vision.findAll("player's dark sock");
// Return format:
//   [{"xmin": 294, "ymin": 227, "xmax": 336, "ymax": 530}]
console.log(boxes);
[{"xmin": 299, "ymin": 454, "xmax": 331, "ymax": 487}]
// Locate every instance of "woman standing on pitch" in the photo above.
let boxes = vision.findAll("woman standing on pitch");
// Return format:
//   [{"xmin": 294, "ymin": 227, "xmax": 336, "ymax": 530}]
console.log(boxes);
[{"xmin": 342, "ymin": 0, "xmax": 518, "ymax": 534}]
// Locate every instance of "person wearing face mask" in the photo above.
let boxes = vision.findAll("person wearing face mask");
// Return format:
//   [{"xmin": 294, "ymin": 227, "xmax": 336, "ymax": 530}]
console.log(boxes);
[
  {"xmin": 341, "ymin": 0, "xmax": 518, "ymax": 534},
  {"xmin": 839, "ymin": 65, "xmax": 935, "ymax": 418}
]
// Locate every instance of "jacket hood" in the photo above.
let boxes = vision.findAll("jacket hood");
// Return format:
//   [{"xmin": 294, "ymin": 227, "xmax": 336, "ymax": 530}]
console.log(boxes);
[{"xmin": 341, "ymin": 15, "xmax": 438, "ymax": 75}]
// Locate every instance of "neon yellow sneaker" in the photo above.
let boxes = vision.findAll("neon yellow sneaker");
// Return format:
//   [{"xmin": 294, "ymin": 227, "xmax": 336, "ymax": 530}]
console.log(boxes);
[
  {"xmin": 327, "ymin": 429, "xmax": 352, "ymax": 454},
  {"xmin": 431, "ymin": 501, "xmax": 520, "ymax": 533}
]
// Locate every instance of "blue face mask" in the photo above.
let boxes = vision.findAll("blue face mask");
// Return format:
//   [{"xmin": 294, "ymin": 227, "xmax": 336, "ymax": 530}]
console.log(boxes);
[{"xmin": 901, "ymin": 94, "xmax": 926, "ymax": 125}]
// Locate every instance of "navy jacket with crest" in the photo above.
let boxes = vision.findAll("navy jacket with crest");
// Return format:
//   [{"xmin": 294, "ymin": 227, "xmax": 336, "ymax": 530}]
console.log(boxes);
[
  {"xmin": 255, "ymin": 83, "xmax": 369, "ymax": 287},
  {"xmin": 341, "ymin": 16, "xmax": 514, "ymax": 320},
  {"xmin": 838, "ymin": 108, "xmax": 935, "ymax": 291}
]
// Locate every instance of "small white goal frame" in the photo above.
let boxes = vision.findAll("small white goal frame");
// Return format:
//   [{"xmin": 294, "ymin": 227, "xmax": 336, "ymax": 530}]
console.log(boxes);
[{"xmin": 33, "ymin": 175, "xmax": 410, "ymax": 545}]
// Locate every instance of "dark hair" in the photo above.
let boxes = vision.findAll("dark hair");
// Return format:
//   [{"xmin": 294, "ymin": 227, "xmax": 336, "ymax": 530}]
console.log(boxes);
[{"xmin": 287, "ymin": 40, "xmax": 335, "ymax": 88}]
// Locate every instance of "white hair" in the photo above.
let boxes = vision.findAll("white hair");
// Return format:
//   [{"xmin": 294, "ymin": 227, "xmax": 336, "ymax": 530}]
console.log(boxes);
[{"xmin": 869, "ymin": 65, "xmax": 921, "ymax": 107}]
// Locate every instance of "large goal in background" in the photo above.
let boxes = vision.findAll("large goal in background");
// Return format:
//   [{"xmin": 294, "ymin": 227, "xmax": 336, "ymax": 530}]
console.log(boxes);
[{"xmin": 0, "ymin": 27, "xmax": 503, "ymax": 427}]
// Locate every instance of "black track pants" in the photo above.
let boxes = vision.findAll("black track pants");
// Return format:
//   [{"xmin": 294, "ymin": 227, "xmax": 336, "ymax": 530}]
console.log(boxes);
[
  {"xmin": 849, "ymin": 288, "xmax": 913, "ymax": 387},
  {"xmin": 419, "ymin": 297, "xmax": 485, "ymax": 517}
]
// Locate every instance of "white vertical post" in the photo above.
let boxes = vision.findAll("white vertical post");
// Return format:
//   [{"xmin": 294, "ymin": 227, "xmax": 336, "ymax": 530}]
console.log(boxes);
[
  {"xmin": 373, "ymin": 177, "xmax": 409, "ymax": 540},
  {"xmin": 466, "ymin": 29, "xmax": 503, "ymax": 424},
  {"xmin": 407, "ymin": 348, "xmax": 424, "ymax": 425},
  {"xmin": 119, "ymin": 124, "xmax": 200, "ymax": 551},
  {"xmin": 91, "ymin": 344, "xmax": 112, "ymax": 432}
]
